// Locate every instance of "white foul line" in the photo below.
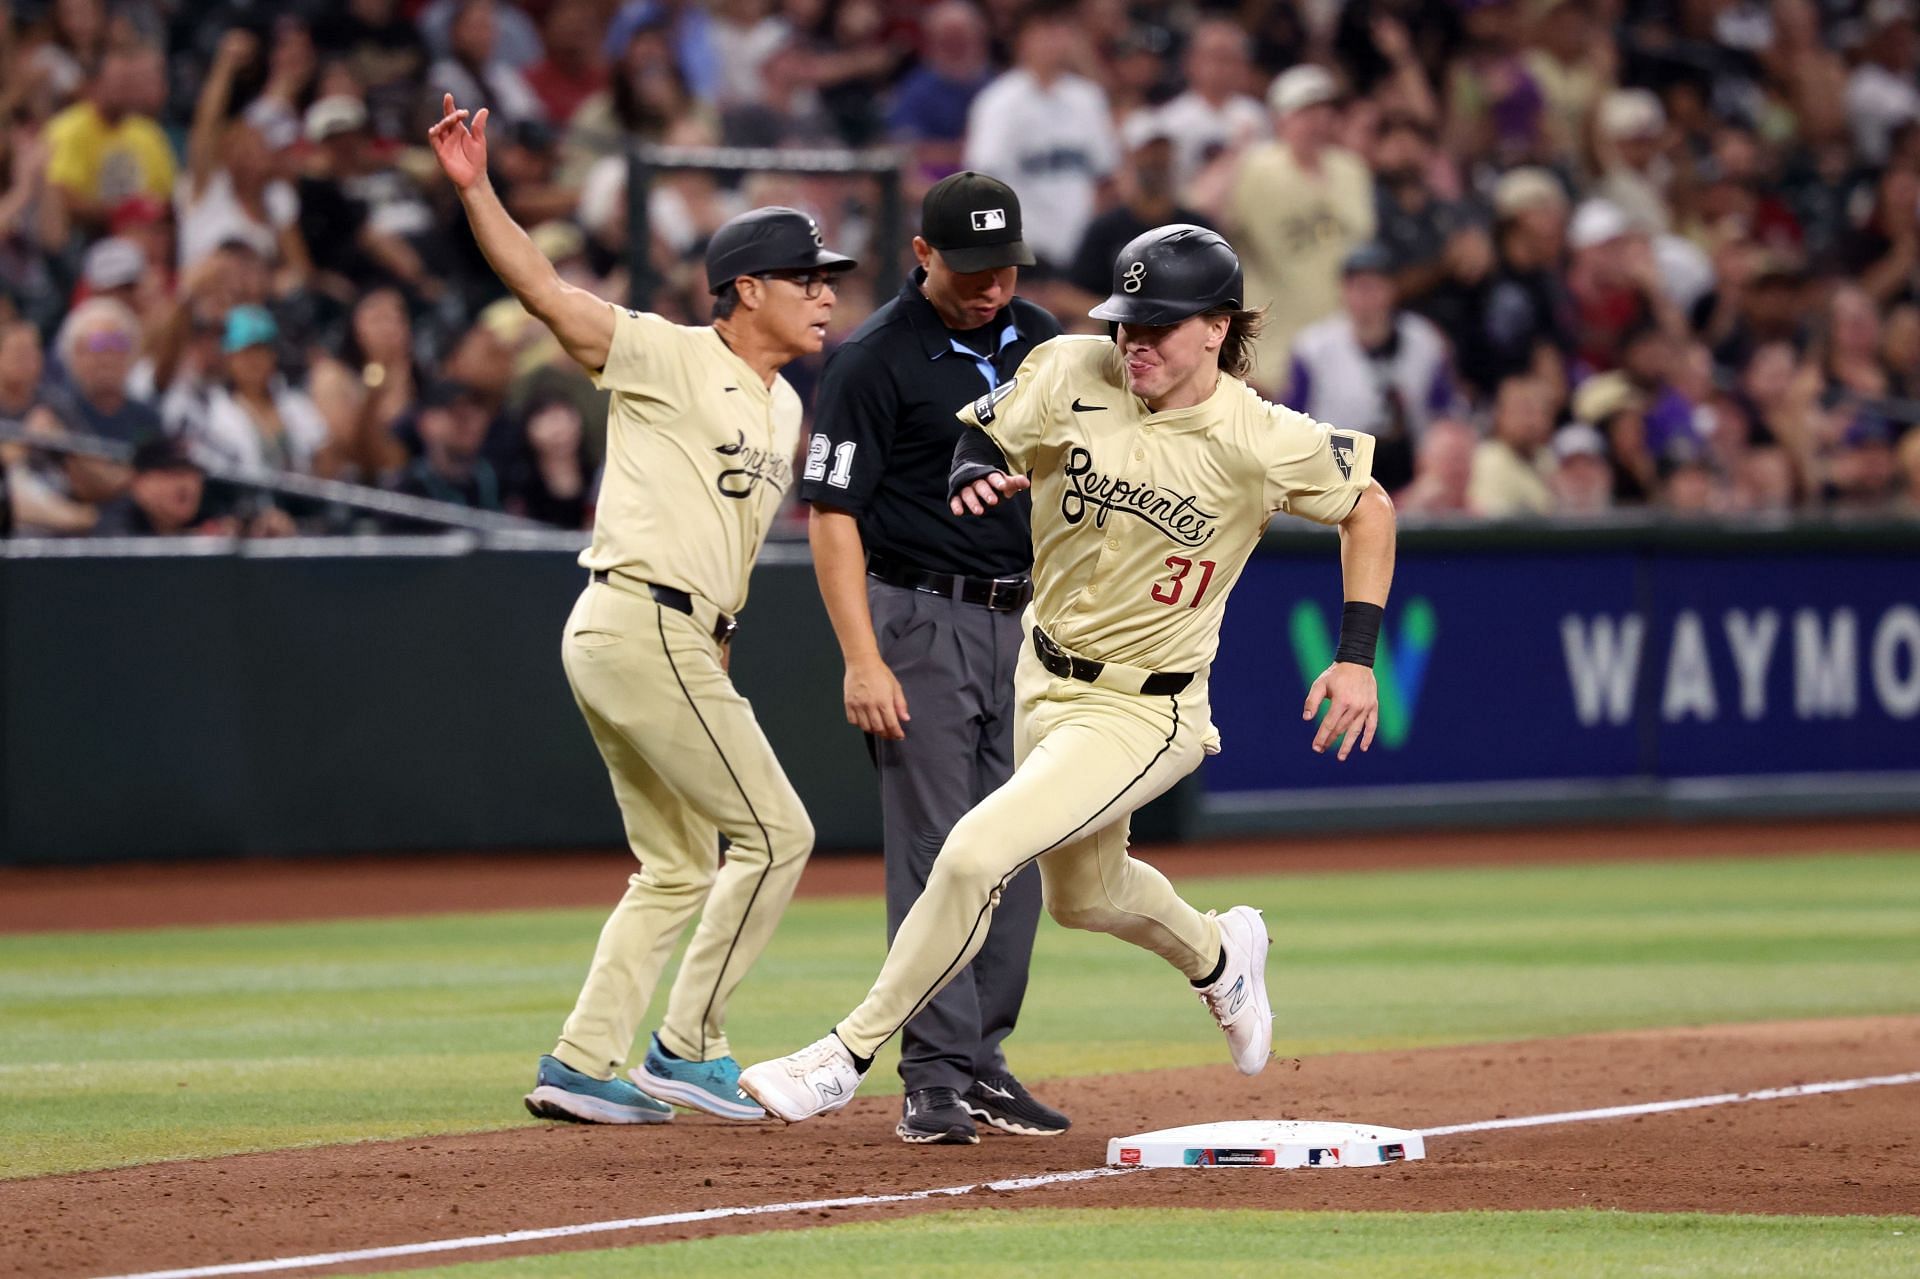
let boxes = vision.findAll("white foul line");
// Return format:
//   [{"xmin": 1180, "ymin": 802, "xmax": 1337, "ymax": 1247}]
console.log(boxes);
[
  {"xmin": 1417, "ymin": 1070, "xmax": 1920, "ymax": 1137},
  {"xmin": 92, "ymin": 1068, "xmax": 1920, "ymax": 1279},
  {"xmin": 89, "ymin": 1168, "xmax": 1133, "ymax": 1279}
]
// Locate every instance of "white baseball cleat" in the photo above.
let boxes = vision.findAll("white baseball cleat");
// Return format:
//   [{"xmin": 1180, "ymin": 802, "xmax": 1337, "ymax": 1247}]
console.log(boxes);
[
  {"xmin": 738, "ymin": 1032, "xmax": 865, "ymax": 1123},
  {"xmin": 1196, "ymin": 905, "xmax": 1273, "ymax": 1075}
]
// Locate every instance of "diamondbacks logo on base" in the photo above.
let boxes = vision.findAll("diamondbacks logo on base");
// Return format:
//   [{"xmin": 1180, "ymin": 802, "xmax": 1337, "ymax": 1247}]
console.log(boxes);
[{"xmin": 1291, "ymin": 596, "xmax": 1437, "ymax": 749}]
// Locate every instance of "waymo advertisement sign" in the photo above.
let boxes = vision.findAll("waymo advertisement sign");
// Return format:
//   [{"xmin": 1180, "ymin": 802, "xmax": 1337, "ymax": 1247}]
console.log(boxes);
[
  {"xmin": 1204, "ymin": 549, "xmax": 1920, "ymax": 797},
  {"xmin": 1561, "ymin": 607, "xmax": 1920, "ymax": 729}
]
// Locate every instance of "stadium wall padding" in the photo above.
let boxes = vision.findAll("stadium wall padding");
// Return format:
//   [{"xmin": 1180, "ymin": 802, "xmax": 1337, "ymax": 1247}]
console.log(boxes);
[{"xmin": 3, "ymin": 522, "xmax": 1918, "ymax": 865}]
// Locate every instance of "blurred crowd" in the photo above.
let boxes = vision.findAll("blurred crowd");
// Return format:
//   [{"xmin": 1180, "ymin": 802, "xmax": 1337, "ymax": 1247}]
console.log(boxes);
[{"xmin": 2, "ymin": 0, "xmax": 1920, "ymax": 540}]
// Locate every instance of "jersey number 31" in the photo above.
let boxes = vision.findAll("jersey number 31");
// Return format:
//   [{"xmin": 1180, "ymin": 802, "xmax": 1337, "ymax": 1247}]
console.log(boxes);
[{"xmin": 1151, "ymin": 556, "xmax": 1216, "ymax": 608}]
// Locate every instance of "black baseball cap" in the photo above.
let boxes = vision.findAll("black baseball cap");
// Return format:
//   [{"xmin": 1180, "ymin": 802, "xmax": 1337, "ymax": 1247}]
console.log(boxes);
[
  {"xmin": 1342, "ymin": 242, "xmax": 1395, "ymax": 277},
  {"xmin": 921, "ymin": 172, "xmax": 1035, "ymax": 273},
  {"xmin": 705, "ymin": 206, "xmax": 857, "ymax": 294},
  {"xmin": 132, "ymin": 437, "xmax": 202, "ymax": 474}
]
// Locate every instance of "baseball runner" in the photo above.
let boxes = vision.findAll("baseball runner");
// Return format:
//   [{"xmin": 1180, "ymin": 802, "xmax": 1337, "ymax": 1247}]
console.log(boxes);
[
  {"xmin": 428, "ymin": 94, "xmax": 856, "ymax": 1126},
  {"xmin": 740, "ymin": 225, "xmax": 1397, "ymax": 1122},
  {"xmin": 803, "ymin": 172, "xmax": 1067, "ymax": 1145}
]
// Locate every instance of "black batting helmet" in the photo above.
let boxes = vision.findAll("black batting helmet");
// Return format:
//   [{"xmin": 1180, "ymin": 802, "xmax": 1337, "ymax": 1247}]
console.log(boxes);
[
  {"xmin": 1088, "ymin": 224, "xmax": 1243, "ymax": 326},
  {"xmin": 705, "ymin": 206, "xmax": 857, "ymax": 294}
]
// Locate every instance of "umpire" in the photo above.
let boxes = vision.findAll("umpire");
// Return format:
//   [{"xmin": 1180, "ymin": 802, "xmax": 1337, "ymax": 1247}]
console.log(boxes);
[{"xmin": 801, "ymin": 172, "xmax": 1068, "ymax": 1145}]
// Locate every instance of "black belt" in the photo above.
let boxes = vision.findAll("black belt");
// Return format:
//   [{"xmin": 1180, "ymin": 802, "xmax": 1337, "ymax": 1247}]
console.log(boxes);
[
  {"xmin": 866, "ymin": 551, "xmax": 1032, "ymax": 612},
  {"xmin": 1031, "ymin": 626, "xmax": 1194, "ymax": 696},
  {"xmin": 591, "ymin": 569, "xmax": 738, "ymax": 642}
]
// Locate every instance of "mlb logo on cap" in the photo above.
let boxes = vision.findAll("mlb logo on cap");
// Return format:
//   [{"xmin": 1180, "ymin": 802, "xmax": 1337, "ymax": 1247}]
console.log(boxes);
[{"xmin": 923, "ymin": 172, "xmax": 1035, "ymax": 272}]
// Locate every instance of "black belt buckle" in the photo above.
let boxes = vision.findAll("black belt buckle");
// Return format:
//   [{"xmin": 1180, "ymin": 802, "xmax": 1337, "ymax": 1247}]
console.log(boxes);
[
  {"xmin": 1032, "ymin": 626, "xmax": 1090, "ymax": 681},
  {"xmin": 1032, "ymin": 625, "xmax": 1191, "ymax": 694},
  {"xmin": 713, "ymin": 614, "xmax": 739, "ymax": 644},
  {"xmin": 985, "ymin": 577, "xmax": 1029, "ymax": 612}
]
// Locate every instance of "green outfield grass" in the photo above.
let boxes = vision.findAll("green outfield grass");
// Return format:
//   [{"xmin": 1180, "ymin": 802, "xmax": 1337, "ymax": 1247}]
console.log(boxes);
[
  {"xmin": 366, "ymin": 1208, "xmax": 1920, "ymax": 1278},
  {"xmin": 2, "ymin": 850, "xmax": 1917, "ymax": 1178}
]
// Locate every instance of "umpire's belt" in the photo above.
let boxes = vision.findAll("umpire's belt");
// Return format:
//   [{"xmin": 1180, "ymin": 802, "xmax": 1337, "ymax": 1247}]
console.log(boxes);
[
  {"xmin": 591, "ymin": 569, "xmax": 738, "ymax": 642},
  {"xmin": 866, "ymin": 551, "xmax": 1032, "ymax": 612},
  {"xmin": 1031, "ymin": 626, "xmax": 1194, "ymax": 697}
]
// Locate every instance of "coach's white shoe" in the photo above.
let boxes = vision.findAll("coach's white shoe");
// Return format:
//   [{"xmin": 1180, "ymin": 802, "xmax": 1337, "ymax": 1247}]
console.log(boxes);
[
  {"xmin": 1196, "ymin": 905, "xmax": 1273, "ymax": 1075},
  {"xmin": 738, "ymin": 1032, "xmax": 866, "ymax": 1123}
]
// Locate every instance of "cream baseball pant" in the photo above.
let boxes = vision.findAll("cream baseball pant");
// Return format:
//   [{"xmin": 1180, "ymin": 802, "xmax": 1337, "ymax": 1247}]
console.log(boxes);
[
  {"xmin": 553, "ymin": 574, "xmax": 813, "ymax": 1077},
  {"xmin": 836, "ymin": 632, "xmax": 1225, "ymax": 1059}
]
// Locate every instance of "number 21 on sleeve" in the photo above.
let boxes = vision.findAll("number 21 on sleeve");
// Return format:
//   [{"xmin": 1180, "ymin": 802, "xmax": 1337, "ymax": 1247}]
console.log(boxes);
[{"xmin": 1150, "ymin": 556, "xmax": 1215, "ymax": 607}]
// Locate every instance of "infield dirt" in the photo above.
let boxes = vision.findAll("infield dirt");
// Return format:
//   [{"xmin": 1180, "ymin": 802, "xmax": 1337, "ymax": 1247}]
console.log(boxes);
[{"xmin": 5, "ymin": 1016, "xmax": 1916, "ymax": 1278}]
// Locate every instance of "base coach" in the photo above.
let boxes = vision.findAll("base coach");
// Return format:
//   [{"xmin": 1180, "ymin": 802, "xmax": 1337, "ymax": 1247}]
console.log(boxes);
[{"xmin": 802, "ymin": 172, "xmax": 1069, "ymax": 1145}]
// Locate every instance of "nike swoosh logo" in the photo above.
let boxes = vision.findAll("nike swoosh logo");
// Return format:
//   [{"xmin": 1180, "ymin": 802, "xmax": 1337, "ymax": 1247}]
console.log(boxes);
[
  {"xmin": 1071, "ymin": 398, "xmax": 1106, "ymax": 412},
  {"xmin": 724, "ymin": 386, "xmax": 740, "ymax": 392}
]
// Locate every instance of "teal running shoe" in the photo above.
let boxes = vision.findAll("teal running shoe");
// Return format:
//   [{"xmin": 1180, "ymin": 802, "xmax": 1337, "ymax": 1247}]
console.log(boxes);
[
  {"xmin": 524, "ymin": 1054, "xmax": 673, "ymax": 1125},
  {"xmin": 631, "ymin": 1033, "xmax": 767, "ymax": 1120}
]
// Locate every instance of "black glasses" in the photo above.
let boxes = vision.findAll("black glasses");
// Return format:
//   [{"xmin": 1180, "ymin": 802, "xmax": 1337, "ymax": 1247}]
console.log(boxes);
[{"xmin": 754, "ymin": 270, "xmax": 836, "ymax": 299}]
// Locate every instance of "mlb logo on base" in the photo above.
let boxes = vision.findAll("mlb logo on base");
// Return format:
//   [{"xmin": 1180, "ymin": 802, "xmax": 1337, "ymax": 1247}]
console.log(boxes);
[{"xmin": 971, "ymin": 208, "xmax": 1007, "ymax": 231}]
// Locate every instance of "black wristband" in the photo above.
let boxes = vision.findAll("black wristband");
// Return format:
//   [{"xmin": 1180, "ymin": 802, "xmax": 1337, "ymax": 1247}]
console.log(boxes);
[{"xmin": 1333, "ymin": 601, "xmax": 1384, "ymax": 668}]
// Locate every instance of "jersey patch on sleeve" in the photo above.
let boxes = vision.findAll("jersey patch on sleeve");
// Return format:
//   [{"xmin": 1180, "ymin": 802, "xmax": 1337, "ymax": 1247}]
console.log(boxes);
[
  {"xmin": 971, "ymin": 377, "xmax": 1018, "ymax": 426},
  {"xmin": 1329, "ymin": 431, "xmax": 1357, "ymax": 480}
]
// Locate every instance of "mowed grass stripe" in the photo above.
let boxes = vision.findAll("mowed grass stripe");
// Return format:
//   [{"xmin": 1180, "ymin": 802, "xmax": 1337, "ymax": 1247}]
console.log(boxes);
[
  {"xmin": 359, "ymin": 1208, "xmax": 1920, "ymax": 1279},
  {"xmin": 2, "ymin": 851, "xmax": 1916, "ymax": 1177}
]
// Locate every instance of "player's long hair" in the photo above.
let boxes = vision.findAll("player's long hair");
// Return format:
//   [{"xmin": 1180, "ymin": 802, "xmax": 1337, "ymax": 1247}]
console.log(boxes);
[{"xmin": 1206, "ymin": 305, "xmax": 1267, "ymax": 381}]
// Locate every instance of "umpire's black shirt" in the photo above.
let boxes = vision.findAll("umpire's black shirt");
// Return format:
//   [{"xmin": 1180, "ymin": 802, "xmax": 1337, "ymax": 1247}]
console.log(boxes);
[{"xmin": 801, "ymin": 268, "xmax": 1062, "ymax": 578}]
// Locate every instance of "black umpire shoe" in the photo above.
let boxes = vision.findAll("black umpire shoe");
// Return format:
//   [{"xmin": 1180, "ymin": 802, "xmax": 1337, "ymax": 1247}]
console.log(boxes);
[
  {"xmin": 963, "ymin": 1075, "xmax": 1071, "ymax": 1136},
  {"xmin": 897, "ymin": 1086, "xmax": 978, "ymax": 1144}
]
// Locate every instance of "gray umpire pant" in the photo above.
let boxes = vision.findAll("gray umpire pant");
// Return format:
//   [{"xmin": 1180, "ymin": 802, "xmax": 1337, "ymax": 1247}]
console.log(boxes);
[{"xmin": 867, "ymin": 577, "xmax": 1040, "ymax": 1095}]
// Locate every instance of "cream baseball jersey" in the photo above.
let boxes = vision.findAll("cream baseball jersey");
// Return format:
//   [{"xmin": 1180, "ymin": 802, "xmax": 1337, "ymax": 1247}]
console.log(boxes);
[
  {"xmin": 956, "ymin": 335, "xmax": 1375, "ymax": 673},
  {"xmin": 582, "ymin": 305, "xmax": 804, "ymax": 615}
]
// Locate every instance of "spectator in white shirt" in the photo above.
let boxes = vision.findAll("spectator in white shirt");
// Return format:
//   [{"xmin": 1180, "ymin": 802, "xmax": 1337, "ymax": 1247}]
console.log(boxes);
[
  {"xmin": 193, "ymin": 305, "xmax": 327, "ymax": 474},
  {"xmin": 1845, "ymin": 0, "xmax": 1920, "ymax": 166},
  {"xmin": 1147, "ymin": 19, "xmax": 1268, "ymax": 190},
  {"xmin": 1288, "ymin": 242, "xmax": 1458, "ymax": 493},
  {"xmin": 177, "ymin": 31, "xmax": 309, "ymax": 276},
  {"xmin": 964, "ymin": 1, "xmax": 1119, "ymax": 270},
  {"xmin": 709, "ymin": 0, "xmax": 790, "ymax": 110}
]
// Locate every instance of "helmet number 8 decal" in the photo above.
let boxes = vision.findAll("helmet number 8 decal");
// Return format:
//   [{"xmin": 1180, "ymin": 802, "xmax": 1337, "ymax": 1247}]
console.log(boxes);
[
  {"xmin": 1151, "ymin": 556, "xmax": 1215, "ymax": 607},
  {"xmin": 1122, "ymin": 260, "xmax": 1148, "ymax": 293}
]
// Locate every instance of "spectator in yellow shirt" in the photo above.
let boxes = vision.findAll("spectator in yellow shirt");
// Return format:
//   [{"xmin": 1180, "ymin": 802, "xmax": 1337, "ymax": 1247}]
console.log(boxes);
[
  {"xmin": 44, "ymin": 45, "xmax": 177, "ymax": 232},
  {"xmin": 1222, "ymin": 64, "xmax": 1375, "ymax": 398},
  {"xmin": 1469, "ymin": 375, "xmax": 1557, "ymax": 517}
]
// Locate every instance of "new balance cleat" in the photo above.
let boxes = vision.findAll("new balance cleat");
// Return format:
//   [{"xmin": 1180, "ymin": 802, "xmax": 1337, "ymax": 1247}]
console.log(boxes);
[
  {"xmin": 962, "ymin": 1074, "xmax": 1070, "ymax": 1136},
  {"xmin": 523, "ymin": 1054, "xmax": 673, "ymax": 1125},
  {"xmin": 630, "ymin": 1033, "xmax": 766, "ymax": 1120},
  {"xmin": 1197, "ymin": 905, "xmax": 1273, "ymax": 1075},
  {"xmin": 738, "ymin": 1032, "xmax": 865, "ymax": 1123}
]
